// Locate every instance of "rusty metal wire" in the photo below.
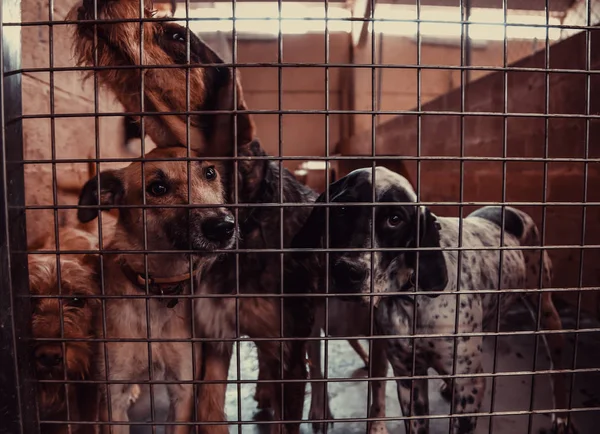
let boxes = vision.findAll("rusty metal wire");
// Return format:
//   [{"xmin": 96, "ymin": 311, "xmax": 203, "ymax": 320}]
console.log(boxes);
[{"xmin": 2, "ymin": 0, "xmax": 600, "ymax": 433}]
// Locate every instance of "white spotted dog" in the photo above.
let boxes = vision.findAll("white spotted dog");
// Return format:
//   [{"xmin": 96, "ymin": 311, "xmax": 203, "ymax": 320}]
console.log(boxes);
[{"xmin": 292, "ymin": 166, "xmax": 575, "ymax": 434}]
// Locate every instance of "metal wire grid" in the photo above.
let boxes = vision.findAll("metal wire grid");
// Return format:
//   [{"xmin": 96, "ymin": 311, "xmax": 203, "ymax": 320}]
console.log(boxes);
[{"xmin": 1, "ymin": 0, "xmax": 600, "ymax": 433}]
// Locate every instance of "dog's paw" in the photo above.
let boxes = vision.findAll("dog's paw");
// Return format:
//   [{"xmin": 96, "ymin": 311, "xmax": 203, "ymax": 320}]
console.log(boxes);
[
  {"xmin": 127, "ymin": 384, "xmax": 141, "ymax": 406},
  {"xmin": 545, "ymin": 417, "xmax": 578, "ymax": 434},
  {"xmin": 367, "ymin": 420, "xmax": 389, "ymax": 434}
]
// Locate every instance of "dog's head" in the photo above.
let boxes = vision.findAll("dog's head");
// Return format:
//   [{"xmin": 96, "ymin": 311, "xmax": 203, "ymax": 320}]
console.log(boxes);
[
  {"xmin": 292, "ymin": 167, "xmax": 447, "ymax": 305},
  {"xmin": 77, "ymin": 147, "xmax": 235, "ymax": 253},
  {"xmin": 29, "ymin": 254, "xmax": 99, "ymax": 389},
  {"xmin": 70, "ymin": 0, "xmax": 254, "ymax": 155}
]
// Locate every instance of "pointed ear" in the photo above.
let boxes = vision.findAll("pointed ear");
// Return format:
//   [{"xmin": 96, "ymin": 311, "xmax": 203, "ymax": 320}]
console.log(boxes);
[
  {"xmin": 291, "ymin": 192, "xmax": 327, "ymax": 250},
  {"xmin": 412, "ymin": 207, "xmax": 448, "ymax": 296},
  {"xmin": 77, "ymin": 171, "xmax": 124, "ymax": 223}
]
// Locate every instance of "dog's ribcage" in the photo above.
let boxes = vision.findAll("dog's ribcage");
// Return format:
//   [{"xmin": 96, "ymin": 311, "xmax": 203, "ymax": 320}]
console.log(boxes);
[{"xmin": 378, "ymin": 216, "xmax": 535, "ymax": 367}]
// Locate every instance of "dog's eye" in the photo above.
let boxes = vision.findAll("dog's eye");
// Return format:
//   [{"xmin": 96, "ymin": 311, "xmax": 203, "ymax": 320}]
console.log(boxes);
[
  {"xmin": 204, "ymin": 166, "xmax": 217, "ymax": 181},
  {"xmin": 387, "ymin": 215, "xmax": 402, "ymax": 227},
  {"xmin": 66, "ymin": 297, "xmax": 86, "ymax": 308},
  {"xmin": 147, "ymin": 181, "xmax": 169, "ymax": 197},
  {"xmin": 172, "ymin": 32, "xmax": 185, "ymax": 42},
  {"xmin": 335, "ymin": 206, "xmax": 346, "ymax": 217}
]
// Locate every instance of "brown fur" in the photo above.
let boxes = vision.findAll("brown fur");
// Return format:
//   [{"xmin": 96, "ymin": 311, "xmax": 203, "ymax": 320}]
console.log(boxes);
[
  {"xmin": 30, "ymin": 228, "xmax": 101, "ymax": 434},
  {"xmin": 70, "ymin": 2, "xmax": 318, "ymax": 433},
  {"xmin": 69, "ymin": 0, "xmax": 253, "ymax": 154},
  {"xmin": 77, "ymin": 147, "xmax": 236, "ymax": 434}
]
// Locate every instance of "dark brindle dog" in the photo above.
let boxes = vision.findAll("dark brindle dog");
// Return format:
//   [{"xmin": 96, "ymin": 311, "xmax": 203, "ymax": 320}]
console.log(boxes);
[{"xmin": 70, "ymin": 1, "xmax": 317, "ymax": 432}]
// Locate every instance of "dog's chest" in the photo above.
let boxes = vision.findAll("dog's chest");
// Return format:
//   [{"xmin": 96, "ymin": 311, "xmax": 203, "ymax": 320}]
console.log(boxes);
[{"xmin": 194, "ymin": 280, "xmax": 236, "ymax": 341}]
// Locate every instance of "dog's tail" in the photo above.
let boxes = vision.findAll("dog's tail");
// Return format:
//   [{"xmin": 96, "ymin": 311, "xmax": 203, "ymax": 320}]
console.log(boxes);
[{"xmin": 469, "ymin": 205, "xmax": 552, "ymax": 289}]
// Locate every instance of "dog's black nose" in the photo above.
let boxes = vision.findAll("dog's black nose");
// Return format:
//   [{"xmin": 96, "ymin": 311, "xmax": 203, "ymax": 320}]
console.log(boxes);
[
  {"xmin": 37, "ymin": 351, "xmax": 63, "ymax": 368},
  {"xmin": 202, "ymin": 215, "xmax": 235, "ymax": 242},
  {"xmin": 332, "ymin": 260, "xmax": 367, "ymax": 289}
]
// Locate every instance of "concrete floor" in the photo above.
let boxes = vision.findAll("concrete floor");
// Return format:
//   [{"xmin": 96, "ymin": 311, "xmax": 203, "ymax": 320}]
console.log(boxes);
[{"xmin": 130, "ymin": 300, "xmax": 600, "ymax": 434}]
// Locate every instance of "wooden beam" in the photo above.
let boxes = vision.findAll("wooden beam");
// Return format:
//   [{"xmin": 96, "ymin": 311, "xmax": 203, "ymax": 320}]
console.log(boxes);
[
  {"xmin": 350, "ymin": 0, "xmax": 376, "ymax": 48},
  {"xmin": 155, "ymin": 0, "xmax": 574, "ymax": 12}
]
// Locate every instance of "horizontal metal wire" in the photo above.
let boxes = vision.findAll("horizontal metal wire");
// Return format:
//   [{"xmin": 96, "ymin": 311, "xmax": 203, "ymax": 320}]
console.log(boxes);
[
  {"xmin": 33, "ymin": 365, "xmax": 600, "ymax": 386},
  {"xmin": 23, "ymin": 284, "xmax": 600, "ymax": 300},
  {"xmin": 24, "ymin": 284, "xmax": 600, "ymax": 302},
  {"xmin": 18, "ymin": 155, "xmax": 600, "ymax": 164},
  {"xmin": 35, "ymin": 405, "xmax": 600, "ymax": 427},
  {"xmin": 19, "ymin": 202, "xmax": 600, "ymax": 212},
  {"xmin": 22, "ymin": 244, "xmax": 600, "ymax": 256},
  {"xmin": 9, "ymin": 62, "xmax": 600, "ymax": 76},
  {"xmin": 17, "ymin": 109, "xmax": 600, "ymax": 120},
  {"xmin": 27, "ymin": 326, "xmax": 600, "ymax": 344},
  {"xmin": 2, "ymin": 16, "xmax": 588, "ymax": 30}
]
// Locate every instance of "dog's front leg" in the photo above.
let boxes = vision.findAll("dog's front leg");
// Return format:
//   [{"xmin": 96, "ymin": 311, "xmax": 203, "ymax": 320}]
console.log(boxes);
[
  {"xmin": 196, "ymin": 342, "xmax": 233, "ymax": 434},
  {"xmin": 99, "ymin": 383, "xmax": 132, "ymax": 434},
  {"xmin": 436, "ymin": 336, "xmax": 485, "ymax": 434},
  {"xmin": 368, "ymin": 339, "xmax": 389, "ymax": 434},
  {"xmin": 166, "ymin": 343, "xmax": 194, "ymax": 434},
  {"xmin": 307, "ymin": 321, "xmax": 334, "ymax": 434}
]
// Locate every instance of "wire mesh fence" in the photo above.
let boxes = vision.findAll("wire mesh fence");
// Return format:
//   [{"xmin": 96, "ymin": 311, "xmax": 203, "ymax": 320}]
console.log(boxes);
[{"xmin": 2, "ymin": 0, "xmax": 600, "ymax": 434}]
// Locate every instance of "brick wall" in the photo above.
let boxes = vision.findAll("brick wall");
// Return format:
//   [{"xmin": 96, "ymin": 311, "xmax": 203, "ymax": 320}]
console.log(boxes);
[
  {"xmin": 21, "ymin": 0, "xmax": 139, "ymax": 246},
  {"xmin": 339, "ymin": 29, "xmax": 600, "ymax": 317}
]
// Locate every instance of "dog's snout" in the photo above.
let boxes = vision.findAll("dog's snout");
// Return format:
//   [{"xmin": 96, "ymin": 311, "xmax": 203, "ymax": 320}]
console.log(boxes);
[
  {"xmin": 202, "ymin": 215, "xmax": 235, "ymax": 242},
  {"xmin": 332, "ymin": 260, "xmax": 367, "ymax": 288},
  {"xmin": 36, "ymin": 347, "xmax": 63, "ymax": 368}
]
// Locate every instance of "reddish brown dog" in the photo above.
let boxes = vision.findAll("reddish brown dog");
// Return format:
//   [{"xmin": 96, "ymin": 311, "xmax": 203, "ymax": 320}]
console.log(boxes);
[
  {"xmin": 70, "ymin": 1, "xmax": 317, "ymax": 433},
  {"xmin": 30, "ymin": 227, "xmax": 101, "ymax": 434}
]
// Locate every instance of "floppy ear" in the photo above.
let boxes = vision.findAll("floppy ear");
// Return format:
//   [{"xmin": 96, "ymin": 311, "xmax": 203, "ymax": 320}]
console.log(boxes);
[
  {"xmin": 189, "ymin": 35, "xmax": 255, "ymax": 155},
  {"xmin": 411, "ymin": 207, "xmax": 448, "ymax": 296},
  {"xmin": 77, "ymin": 171, "xmax": 124, "ymax": 223},
  {"xmin": 291, "ymin": 192, "xmax": 327, "ymax": 250}
]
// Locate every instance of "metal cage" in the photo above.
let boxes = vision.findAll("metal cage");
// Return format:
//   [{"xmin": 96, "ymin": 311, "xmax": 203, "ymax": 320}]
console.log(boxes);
[{"xmin": 2, "ymin": 0, "xmax": 600, "ymax": 433}]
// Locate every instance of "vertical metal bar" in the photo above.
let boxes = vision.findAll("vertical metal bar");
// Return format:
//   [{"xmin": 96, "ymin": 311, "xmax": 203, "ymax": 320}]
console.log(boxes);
[
  {"xmin": 91, "ymin": 0, "xmax": 112, "ymax": 429},
  {"xmin": 488, "ymin": 1, "xmax": 507, "ymax": 432},
  {"xmin": 231, "ymin": 0, "xmax": 242, "ymax": 430},
  {"xmin": 527, "ymin": 2, "xmax": 551, "ymax": 432},
  {"xmin": 409, "ymin": 0, "xmax": 423, "ymax": 430},
  {"xmin": 46, "ymin": 0, "xmax": 73, "ymax": 429},
  {"xmin": 277, "ymin": 0, "xmax": 285, "ymax": 425},
  {"xmin": 322, "ymin": 0, "xmax": 331, "ymax": 427},
  {"xmin": 367, "ymin": 0, "xmax": 377, "ymax": 428},
  {"xmin": 137, "ymin": 1, "xmax": 156, "ymax": 431},
  {"xmin": 449, "ymin": 0, "xmax": 468, "ymax": 432},
  {"xmin": 183, "ymin": 0, "xmax": 199, "ymax": 430},
  {"xmin": 567, "ymin": 0, "xmax": 591, "ymax": 425},
  {"xmin": 0, "ymin": 0, "xmax": 40, "ymax": 432}
]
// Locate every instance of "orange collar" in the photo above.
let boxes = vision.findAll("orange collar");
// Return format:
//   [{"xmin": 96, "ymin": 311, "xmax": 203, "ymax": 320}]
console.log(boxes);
[{"xmin": 119, "ymin": 259, "xmax": 200, "ymax": 308}]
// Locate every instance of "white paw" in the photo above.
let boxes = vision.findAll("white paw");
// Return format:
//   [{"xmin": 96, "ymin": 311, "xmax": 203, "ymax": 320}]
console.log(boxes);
[
  {"xmin": 368, "ymin": 421, "xmax": 389, "ymax": 434},
  {"xmin": 127, "ymin": 384, "xmax": 141, "ymax": 406}
]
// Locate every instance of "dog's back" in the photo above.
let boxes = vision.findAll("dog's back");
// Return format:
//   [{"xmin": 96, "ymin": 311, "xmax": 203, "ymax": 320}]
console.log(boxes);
[{"xmin": 468, "ymin": 205, "xmax": 551, "ymax": 289}]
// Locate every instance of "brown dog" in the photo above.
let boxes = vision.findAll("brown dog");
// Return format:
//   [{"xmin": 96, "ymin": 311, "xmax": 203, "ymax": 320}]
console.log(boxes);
[
  {"xmin": 70, "ymin": 1, "xmax": 317, "ymax": 433},
  {"xmin": 76, "ymin": 147, "xmax": 237, "ymax": 434},
  {"xmin": 30, "ymin": 227, "xmax": 101, "ymax": 434}
]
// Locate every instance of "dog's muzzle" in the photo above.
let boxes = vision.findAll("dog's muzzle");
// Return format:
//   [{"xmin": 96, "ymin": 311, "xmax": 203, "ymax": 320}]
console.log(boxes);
[
  {"xmin": 331, "ymin": 259, "xmax": 368, "ymax": 296},
  {"xmin": 202, "ymin": 214, "xmax": 235, "ymax": 243},
  {"xmin": 35, "ymin": 345, "xmax": 63, "ymax": 372}
]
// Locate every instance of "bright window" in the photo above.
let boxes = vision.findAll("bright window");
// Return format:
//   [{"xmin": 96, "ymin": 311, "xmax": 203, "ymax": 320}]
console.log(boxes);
[{"xmin": 173, "ymin": 2, "xmax": 562, "ymax": 41}]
